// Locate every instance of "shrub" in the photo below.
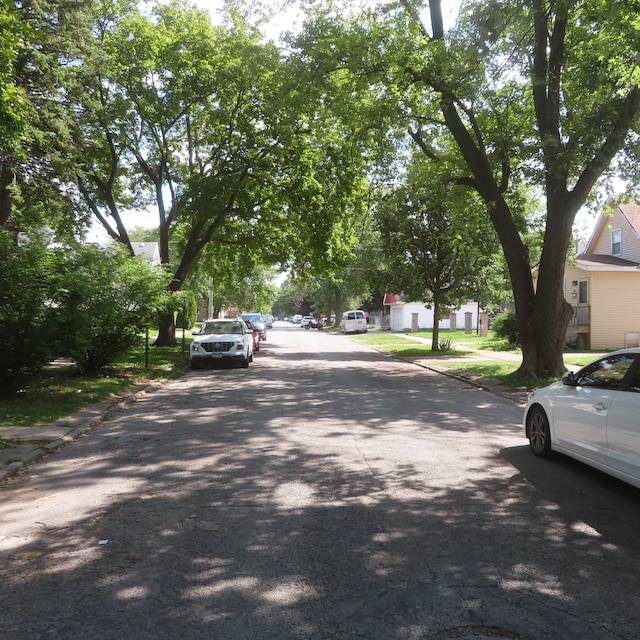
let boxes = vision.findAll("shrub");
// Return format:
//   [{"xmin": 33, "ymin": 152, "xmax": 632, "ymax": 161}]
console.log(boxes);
[
  {"xmin": 54, "ymin": 243, "xmax": 172, "ymax": 374},
  {"xmin": 176, "ymin": 290, "xmax": 197, "ymax": 329},
  {"xmin": 492, "ymin": 311, "xmax": 520, "ymax": 345},
  {"xmin": 0, "ymin": 231, "xmax": 64, "ymax": 395},
  {"xmin": 438, "ymin": 338, "xmax": 455, "ymax": 351}
]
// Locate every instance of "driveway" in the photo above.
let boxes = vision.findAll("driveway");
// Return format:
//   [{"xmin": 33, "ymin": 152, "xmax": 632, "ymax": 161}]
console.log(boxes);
[{"xmin": 1, "ymin": 324, "xmax": 639, "ymax": 639}]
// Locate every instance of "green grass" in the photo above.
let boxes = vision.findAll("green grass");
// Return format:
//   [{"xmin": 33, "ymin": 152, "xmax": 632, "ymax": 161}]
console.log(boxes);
[
  {"xmin": 0, "ymin": 343, "xmax": 190, "ymax": 429},
  {"xmin": 351, "ymin": 329, "xmax": 603, "ymax": 391}
]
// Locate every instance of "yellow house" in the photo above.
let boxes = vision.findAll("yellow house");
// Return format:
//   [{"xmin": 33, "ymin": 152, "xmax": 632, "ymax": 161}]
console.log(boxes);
[{"xmin": 565, "ymin": 199, "xmax": 640, "ymax": 350}]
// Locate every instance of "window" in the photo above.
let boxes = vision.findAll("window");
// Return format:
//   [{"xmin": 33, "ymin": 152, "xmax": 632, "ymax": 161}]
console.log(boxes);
[
  {"xmin": 612, "ymin": 229, "xmax": 622, "ymax": 256},
  {"xmin": 578, "ymin": 280, "xmax": 588, "ymax": 304},
  {"xmin": 577, "ymin": 354, "xmax": 635, "ymax": 389}
]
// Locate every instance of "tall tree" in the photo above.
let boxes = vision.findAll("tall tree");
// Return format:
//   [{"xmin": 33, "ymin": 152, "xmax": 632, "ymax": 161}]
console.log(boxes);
[
  {"xmin": 377, "ymin": 154, "xmax": 500, "ymax": 349},
  {"xmin": 293, "ymin": 0, "xmax": 640, "ymax": 377},
  {"xmin": 58, "ymin": 0, "xmax": 367, "ymax": 345},
  {"xmin": 0, "ymin": 0, "xmax": 81, "ymax": 235}
]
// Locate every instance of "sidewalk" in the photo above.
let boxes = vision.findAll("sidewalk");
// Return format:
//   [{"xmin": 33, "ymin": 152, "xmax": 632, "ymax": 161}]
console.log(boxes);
[{"xmin": 0, "ymin": 382, "xmax": 159, "ymax": 483}]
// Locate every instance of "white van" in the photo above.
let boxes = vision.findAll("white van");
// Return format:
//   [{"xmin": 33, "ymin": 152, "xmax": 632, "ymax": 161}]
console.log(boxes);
[{"xmin": 341, "ymin": 309, "xmax": 368, "ymax": 334}]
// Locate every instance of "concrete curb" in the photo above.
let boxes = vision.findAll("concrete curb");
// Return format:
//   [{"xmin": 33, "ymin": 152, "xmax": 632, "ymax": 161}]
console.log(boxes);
[
  {"xmin": 0, "ymin": 382, "xmax": 162, "ymax": 484},
  {"xmin": 398, "ymin": 356, "xmax": 529, "ymax": 406}
]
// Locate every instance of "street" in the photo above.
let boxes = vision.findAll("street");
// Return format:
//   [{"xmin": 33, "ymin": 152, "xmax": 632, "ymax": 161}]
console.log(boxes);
[{"xmin": 2, "ymin": 323, "xmax": 640, "ymax": 639}]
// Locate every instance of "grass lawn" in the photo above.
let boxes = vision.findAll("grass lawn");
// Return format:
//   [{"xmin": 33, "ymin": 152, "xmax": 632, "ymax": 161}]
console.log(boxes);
[
  {"xmin": 349, "ymin": 333, "xmax": 423, "ymax": 345},
  {"xmin": 0, "ymin": 342, "xmax": 190, "ymax": 429},
  {"xmin": 351, "ymin": 329, "xmax": 603, "ymax": 390}
]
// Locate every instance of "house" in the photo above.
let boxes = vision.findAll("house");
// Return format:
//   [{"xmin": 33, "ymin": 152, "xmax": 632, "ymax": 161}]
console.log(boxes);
[
  {"xmin": 383, "ymin": 293, "xmax": 481, "ymax": 332},
  {"xmin": 565, "ymin": 199, "xmax": 640, "ymax": 350},
  {"xmin": 132, "ymin": 242, "xmax": 161, "ymax": 267}
]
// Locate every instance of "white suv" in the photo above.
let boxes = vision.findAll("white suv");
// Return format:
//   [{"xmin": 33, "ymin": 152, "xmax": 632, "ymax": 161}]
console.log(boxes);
[{"xmin": 190, "ymin": 319, "xmax": 253, "ymax": 369}]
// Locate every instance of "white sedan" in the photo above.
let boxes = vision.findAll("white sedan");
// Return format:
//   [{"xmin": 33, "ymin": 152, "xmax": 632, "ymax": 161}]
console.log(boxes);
[{"xmin": 524, "ymin": 348, "xmax": 640, "ymax": 488}]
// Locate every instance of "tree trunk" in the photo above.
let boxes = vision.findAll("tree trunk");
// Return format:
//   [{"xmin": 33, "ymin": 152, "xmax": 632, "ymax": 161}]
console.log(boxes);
[
  {"xmin": 334, "ymin": 286, "xmax": 343, "ymax": 327},
  {"xmin": 517, "ymin": 193, "xmax": 577, "ymax": 378},
  {"xmin": 155, "ymin": 311, "xmax": 177, "ymax": 347},
  {"xmin": 0, "ymin": 163, "xmax": 14, "ymax": 229},
  {"xmin": 431, "ymin": 300, "xmax": 440, "ymax": 350}
]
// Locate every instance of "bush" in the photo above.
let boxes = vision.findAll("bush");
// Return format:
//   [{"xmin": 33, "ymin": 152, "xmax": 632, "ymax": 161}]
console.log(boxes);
[
  {"xmin": 0, "ymin": 231, "xmax": 64, "ymax": 395},
  {"xmin": 491, "ymin": 311, "xmax": 520, "ymax": 345},
  {"xmin": 54, "ymin": 243, "xmax": 172, "ymax": 374},
  {"xmin": 438, "ymin": 338, "xmax": 455, "ymax": 351}
]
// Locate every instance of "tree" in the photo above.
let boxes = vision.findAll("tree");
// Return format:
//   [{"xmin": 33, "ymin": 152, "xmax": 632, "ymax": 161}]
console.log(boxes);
[
  {"xmin": 54, "ymin": 243, "xmax": 172, "ymax": 373},
  {"xmin": 293, "ymin": 0, "xmax": 640, "ymax": 378},
  {"xmin": 0, "ymin": 0, "xmax": 79, "ymax": 236},
  {"xmin": 56, "ymin": 0, "xmax": 368, "ymax": 346},
  {"xmin": 377, "ymin": 154, "xmax": 500, "ymax": 349},
  {"xmin": 0, "ymin": 229, "xmax": 63, "ymax": 395},
  {"xmin": 407, "ymin": 0, "xmax": 640, "ymax": 376}
]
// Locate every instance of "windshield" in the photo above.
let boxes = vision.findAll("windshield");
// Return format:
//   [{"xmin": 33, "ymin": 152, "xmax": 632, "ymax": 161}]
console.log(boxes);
[{"xmin": 201, "ymin": 322, "xmax": 243, "ymax": 335}]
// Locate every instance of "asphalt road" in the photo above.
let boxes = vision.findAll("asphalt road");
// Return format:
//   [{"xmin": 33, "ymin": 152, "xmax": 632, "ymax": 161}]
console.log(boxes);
[{"xmin": 2, "ymin": 323, "xmax": 640, "ymax": 640}]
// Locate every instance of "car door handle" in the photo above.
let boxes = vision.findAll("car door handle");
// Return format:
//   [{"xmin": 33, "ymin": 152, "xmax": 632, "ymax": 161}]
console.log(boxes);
[{"xmin": 594, "ymin": 403, "xmax": 608, "ymax": 411}]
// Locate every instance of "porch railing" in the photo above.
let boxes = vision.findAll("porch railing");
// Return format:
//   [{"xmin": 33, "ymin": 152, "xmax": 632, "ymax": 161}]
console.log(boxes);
[{"xmin": 568, "ymin": 305, "xmax": 590, "ymax": 327}]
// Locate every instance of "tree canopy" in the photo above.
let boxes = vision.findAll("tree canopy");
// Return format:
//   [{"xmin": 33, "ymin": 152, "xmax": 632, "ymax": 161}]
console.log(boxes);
[
  {"xmin": 289, "ymin": 0, "xmax": 640, "ymax": 377},
  {"xmin": 6, "ymin": 0, "xmax": 372, "ymax": 344}
]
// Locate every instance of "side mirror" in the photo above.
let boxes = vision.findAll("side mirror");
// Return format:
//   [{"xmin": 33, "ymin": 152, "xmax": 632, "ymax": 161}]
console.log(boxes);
[{"xmin": 562, "ymin": 371, "xmax": 576, "ymax": 386}]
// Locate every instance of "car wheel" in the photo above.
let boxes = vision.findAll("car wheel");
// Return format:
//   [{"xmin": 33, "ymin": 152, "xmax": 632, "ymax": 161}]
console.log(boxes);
[
  {"xmin": 241, "ymin": 353, "xmax": 250, "ymax": 368},
  {"xmin": 191, "ymin": 360, "xmax": 201, "ymax": 370},
  {"xmin": 527, "ymin": 405, "xmax": 552, "ymax": 457}
]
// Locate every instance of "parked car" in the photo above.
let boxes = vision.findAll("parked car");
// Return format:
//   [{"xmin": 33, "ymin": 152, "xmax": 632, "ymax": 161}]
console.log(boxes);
[
  {"xmin": 262, "ymin": 314, "xmax": 274, "ymax": 329},
  {"xmin": 300, "ymin": 315, "xmax": 314, "ymax": 328},
  {"xmin": 524, "ymin": 348, "xmax": 640, "ymax": 488},
  {"xmin": 340, "ymin": 309, "xmax": 368, "ymax": 334},
  {"xmin": 190, "ymin": 318, "xmax": 253, "ymax": 369},
  {"xmin": 243, "ymin": 319, "xmax": 260, "ymax": 352},
  {"xmin": 240, "ymin": 313, "xmax": 267, "ymax": 341},
  {"xmin": 292, "ymin": 314, "xmax": 303, "ymax": 324}
]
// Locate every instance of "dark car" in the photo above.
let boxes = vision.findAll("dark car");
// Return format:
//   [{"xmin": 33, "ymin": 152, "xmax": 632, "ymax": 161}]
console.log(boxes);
[{"xmin": 240, "ymin": 313, "xmax": 267, "ymax": 341}]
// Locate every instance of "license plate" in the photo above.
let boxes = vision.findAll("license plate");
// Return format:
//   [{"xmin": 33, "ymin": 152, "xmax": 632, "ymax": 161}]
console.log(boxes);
[{"xmin": 211, "ymin": 353, "xmax": 223, "ymax": 358}]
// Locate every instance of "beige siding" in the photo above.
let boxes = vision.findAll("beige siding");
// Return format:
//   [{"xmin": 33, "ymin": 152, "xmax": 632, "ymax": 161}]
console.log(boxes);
[
  {"xmin": 590, "ymin": 271, "xmax": 640, "ymax": 350},
  {"xmin": 590, "ymin": 207, "xmax": 640, "ymax": 261},
  {"xmin": 564, "ymin": 264, "xmax": 587, "ymax": 302}
]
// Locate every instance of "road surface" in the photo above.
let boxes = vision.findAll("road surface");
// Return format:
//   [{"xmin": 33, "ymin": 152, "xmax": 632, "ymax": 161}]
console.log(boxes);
[{"xmin": 2, "ymin": 323, "xmax": 640, "ymax": 639}]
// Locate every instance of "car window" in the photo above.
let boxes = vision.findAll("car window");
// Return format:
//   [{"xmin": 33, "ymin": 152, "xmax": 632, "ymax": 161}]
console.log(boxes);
[
  {"xmin": 628, "ymin": 364, "xmax": 640, "ymax": 393},
  {"xmin": 576, "ymin": 354, "xmax": 635, "ymax": 389}
]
